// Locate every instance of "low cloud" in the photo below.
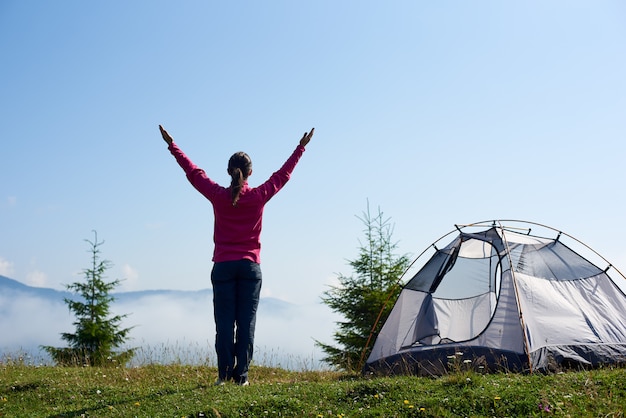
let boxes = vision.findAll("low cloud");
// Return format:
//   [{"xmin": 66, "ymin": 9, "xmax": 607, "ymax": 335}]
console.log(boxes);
[
  {"xmin": 0, "ymin": 258, "xmax": 14, "ymax": 276},
  {"xmin": 120, "ymin": 264, "xmax": 140, "ymax": 291},
  {"xmin": 0, "ymin": 289, "xmax": 340, "ymax": 370},
  {"xmin": 25, "ymin": 270, "xmax": 48, "ymax": 287},
  {"xmin": 0, "ymin": 294, "xmax": 70, "ymax": 349}
]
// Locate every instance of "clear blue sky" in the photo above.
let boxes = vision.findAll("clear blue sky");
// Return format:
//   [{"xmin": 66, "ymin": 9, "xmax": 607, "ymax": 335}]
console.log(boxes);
[{"xmin": 2, "ymin": 1, "xmax": 626, "ymax": 305}]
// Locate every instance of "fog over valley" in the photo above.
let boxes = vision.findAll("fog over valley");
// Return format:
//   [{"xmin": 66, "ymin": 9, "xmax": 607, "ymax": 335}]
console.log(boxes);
[{"xmin": 0, "ymin": 276, "xmax": 339, "ymax": 370}]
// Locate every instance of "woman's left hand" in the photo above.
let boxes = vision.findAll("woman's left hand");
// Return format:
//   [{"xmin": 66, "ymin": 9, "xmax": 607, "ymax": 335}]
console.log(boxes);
[{"xmin": 299, "ymin": 128, "xmax": 314, "ymax": 147}]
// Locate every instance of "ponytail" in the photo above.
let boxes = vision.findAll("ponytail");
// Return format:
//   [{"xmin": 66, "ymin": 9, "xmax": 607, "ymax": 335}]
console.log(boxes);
[
  {"xmin": 230, "ymin": 167, "xmax": 244, "ymax": 206},
  {"xmin": 228, "ymin": 152, "xmax": 252, "ymax": 207}
]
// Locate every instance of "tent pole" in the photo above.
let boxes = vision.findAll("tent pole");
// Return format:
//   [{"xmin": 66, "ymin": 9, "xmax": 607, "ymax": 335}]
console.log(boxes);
[{"xmin": 496, "ymin": 220, "xmax": 535, "ymax": 373}]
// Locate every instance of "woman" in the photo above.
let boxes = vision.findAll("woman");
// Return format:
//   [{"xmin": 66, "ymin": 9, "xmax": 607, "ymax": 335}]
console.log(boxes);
[{"xmin": 159, "ymin": 125, "xmax": 314, "ymax": 386}]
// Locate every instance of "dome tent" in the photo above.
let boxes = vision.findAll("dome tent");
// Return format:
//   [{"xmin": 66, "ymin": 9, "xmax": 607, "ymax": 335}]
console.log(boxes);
[{"xmin": 364, "ymin": 220, "xmax": 626, "ymax": 376}]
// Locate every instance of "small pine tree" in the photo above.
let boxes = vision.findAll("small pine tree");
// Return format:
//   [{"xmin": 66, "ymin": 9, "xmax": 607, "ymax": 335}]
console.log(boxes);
[
  {"xmin": 42, "ymin": 231, "xmax": 134, "ymax": 366},
  {"xmin": 317, "ymin": 203, "xmax": 410, "ymax": 371}
]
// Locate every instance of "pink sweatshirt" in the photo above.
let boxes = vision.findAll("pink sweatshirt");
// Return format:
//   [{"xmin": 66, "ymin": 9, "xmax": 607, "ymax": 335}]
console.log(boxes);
[{"xmin": 168, "ymin": 142, "xmax": 306, "ymax": 263}]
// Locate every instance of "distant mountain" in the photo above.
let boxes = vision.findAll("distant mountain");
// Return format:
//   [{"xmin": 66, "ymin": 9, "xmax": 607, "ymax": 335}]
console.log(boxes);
[
  {"xmin": 0, "ymin": 275, "xmax": 332, "ymax": 368},
  {"xmin": 0, "ymin": 275, "xmax": 292, "ymax": 313},
  {"xmin": 0, "ymin": 275, "xmax": 72, "ymax": 301}
]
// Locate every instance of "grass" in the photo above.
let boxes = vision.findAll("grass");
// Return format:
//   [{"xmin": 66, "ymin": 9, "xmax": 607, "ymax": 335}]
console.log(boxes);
[{"xmin": 2, "ymin": 354, "xmax": 626, "ymax": 418}]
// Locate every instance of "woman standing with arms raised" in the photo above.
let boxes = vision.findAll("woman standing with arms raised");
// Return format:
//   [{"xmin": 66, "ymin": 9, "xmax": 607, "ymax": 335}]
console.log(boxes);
[{"xmin": 159, "ymin": 125, "xmax": 314, "ymax": 386}]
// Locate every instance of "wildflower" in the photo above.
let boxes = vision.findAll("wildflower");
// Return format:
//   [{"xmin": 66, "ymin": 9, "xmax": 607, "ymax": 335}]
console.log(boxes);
[
  {"xmin": 96, "ymin": 390, "xmax": 101, "ymax": 395},
  {"xmin": 404, "ymin": 400, "xmax": 410, "ymax": 405},
  {"xmin": 538, "ymin": 403, "xmax": 551, "ymax": 412},
  {"xmin": 1, "ymin": 396, "xmax": 7, "ymax": 402},
  {"xmin": 134, "ymin": 402, "xmax": 141, "ymax": 407},
  {"xmin": 420, "ymin": 407, "xmax": 426, "ymax": 411}
]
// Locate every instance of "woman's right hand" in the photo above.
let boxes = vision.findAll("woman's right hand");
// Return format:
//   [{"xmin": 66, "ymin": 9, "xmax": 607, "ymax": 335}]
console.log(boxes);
[{"xmin": 159, "ymin": 125, "xmax": 173, "ymax": 145}]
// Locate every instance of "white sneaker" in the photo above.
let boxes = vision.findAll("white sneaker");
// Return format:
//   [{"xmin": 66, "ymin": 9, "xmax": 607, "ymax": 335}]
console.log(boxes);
[
  {"xmin": 214, "ymin": 379, "xmax": 226, "ymax": 386},
  {"xmin": 238, "ymin": 380, "xmax": 249, "ymax": 386}
]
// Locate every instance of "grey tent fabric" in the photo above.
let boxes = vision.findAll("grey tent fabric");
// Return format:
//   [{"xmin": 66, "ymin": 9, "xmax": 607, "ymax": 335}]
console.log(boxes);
[{"xmin": 364, "ymin": 223, "xmax": 626, "ymax": 375}]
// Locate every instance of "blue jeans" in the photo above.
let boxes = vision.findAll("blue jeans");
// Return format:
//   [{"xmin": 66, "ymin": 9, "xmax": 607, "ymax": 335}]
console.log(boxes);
[{"xmin": 211, "ymin": 260, "xmax": 262, "ymax": 383}]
